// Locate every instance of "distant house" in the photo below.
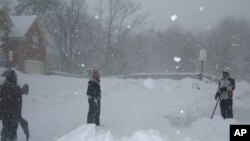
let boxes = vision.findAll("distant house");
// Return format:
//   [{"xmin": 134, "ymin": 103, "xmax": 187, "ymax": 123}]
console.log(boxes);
[{"xmin": 0, "ymin": 9, "xmax": 46, "ymax": 74}]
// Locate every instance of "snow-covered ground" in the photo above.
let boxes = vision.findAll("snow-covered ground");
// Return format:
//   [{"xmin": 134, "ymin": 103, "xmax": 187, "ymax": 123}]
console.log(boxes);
[{"xmin": 0, "ymin": 68, "xmax": 249, "ymax": 141}]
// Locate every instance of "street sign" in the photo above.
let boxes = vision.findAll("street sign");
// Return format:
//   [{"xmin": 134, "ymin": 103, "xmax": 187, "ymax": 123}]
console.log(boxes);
[{"xmin": 199, "ymin": 49, "xmax": 207, "ymax": 62}]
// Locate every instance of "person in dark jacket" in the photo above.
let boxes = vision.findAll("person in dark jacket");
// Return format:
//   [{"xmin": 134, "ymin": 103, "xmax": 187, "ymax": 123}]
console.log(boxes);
[
  {"xmin": 86, "ymin": 69, "xmax": 101, "ymax": 126},
  {"xmin": 0, "ymin": 69, "xmax": 22, "ymax": 141},
  {"xmin": 215, "ymin": 67, "xmax": 235, "ymax": 119}
]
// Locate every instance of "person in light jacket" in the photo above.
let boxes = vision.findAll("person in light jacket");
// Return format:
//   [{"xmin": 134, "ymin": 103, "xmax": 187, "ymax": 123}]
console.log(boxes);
[{"xmin": 215, "ymin": 67, "xmax": 235, "ymax": 119}]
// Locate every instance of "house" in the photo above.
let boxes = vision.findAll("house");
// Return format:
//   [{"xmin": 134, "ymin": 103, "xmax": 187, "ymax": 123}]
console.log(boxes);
[{"xmin": 0, "ymin": 9, "xmax": 46, "ymax": 74}]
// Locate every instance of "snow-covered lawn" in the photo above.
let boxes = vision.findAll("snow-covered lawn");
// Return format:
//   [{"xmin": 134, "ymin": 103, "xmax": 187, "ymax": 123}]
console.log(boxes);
[{"xmin": 0, "ymin": 68, "xmax": 249, "ymax": 141}]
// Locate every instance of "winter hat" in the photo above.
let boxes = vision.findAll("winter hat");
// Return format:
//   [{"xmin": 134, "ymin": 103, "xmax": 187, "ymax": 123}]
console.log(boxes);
[
  {"xmin": 91, "ymin": 69, "xmax": 100, "ymax": 82},
  {"xmin": 1, "ymin": 69, "xmax": 17, "ymax": 82},
  {"xmin": 222, "ymin": 67, "xmax": 230, "ymax": 75}
]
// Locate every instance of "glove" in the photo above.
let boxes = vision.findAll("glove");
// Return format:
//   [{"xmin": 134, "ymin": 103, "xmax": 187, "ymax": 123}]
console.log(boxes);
[
  {"xmin": 215, "ymin": 92, "xmax": 220, "ymax": 100},
  {"xmin": 22, "ymin": 84, "xmax": 29, "ymax": 95},
  {"xmin": 228, "ymin": 91, "xmax": 233, "ymax": 98},
  {"xmin": 219, "ymin": 87, "xmax": 227, "ymax": 92}
]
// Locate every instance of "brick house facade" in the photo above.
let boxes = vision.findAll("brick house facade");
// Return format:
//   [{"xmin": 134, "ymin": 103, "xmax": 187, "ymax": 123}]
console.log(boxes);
[{"xmin": 0, "ymin": 9, "xmax": 46, "ymax": 74}]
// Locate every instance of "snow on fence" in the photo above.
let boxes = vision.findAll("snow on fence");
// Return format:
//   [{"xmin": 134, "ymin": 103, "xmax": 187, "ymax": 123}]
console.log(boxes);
[
  {"xmin": 121, "ymin": 73, "xmax": 219, "ymax": 82},
  {"xmin": 45, "ymin": 71, "xmax": 85, "ymax": 78}
]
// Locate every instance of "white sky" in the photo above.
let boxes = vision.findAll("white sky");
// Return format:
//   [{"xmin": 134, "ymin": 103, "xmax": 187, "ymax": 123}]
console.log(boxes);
[{"xmin": 87, "ymin": 0, "xmax": 250, "ymax": 30}]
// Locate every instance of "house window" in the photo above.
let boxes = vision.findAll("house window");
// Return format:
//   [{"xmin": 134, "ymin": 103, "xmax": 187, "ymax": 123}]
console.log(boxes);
[
  {"xmin": 32, "ymin": 33, "xmax": 39, "ymax": 48},
  {"xmin": 0, "ymin": 29, "xmax": 7, "ymax": 45}
]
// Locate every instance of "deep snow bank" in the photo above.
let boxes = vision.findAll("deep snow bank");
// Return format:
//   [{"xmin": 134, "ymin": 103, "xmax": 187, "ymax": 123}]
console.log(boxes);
[{"xmin": 58, "ymin": 116, "xmax": 239, "ymax": 141}]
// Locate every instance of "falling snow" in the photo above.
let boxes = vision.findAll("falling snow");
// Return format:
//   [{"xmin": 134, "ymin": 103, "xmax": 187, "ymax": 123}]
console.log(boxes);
[
  {"xmin": 95, "ymin": 15, "xmax": 99, "ymax": 19},
  {"xmin": 199, "ymin": 6, "xmax": 204, "ymax": 12},
  {"xmin": 174, "ymin": 57, "xmax": 182, "ymax": 62},
  {"xmin": 180, "ymin": 110, "xmax": 184, "ymax": 114},
  {"xmin": 171, "ymin": 15, "xmax": 178, "ymax": 21}
]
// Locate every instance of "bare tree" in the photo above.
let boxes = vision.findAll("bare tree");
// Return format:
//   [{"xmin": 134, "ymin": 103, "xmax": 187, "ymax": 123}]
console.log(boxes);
[
  {"xmin": 15, "ymin": 0, "xmax": 59, "ymax": 15},
  {"xmin": 45, "ymin": 0, "xmax": 88, "ymax": 73},
  {"xmin": 95, "ymin": 0, "xmax": 147, "ymax": 75},
  {"xmin": 0, "ymin": 0, "xmax": 10, "ymax": 8},
  {"xmin": 0, "ymin": 0, "xmax": 16, "ymax": 12},
  {"xmin": 208, "ymin": 17, "xmax": 250, "ymax": 78}
]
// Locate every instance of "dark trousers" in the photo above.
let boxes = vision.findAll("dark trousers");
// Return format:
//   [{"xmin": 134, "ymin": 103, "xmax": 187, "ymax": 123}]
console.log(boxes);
[
  {"xmin": 220, "ymin": 99, "xmax": 233, "ymax": 119},
  {"xmin": 87, "ymin": 99, "xmax": 100, "ymax": 126},
  {"xmin": 1, "ymin": 115, "xmax": 19, "ymax": 141}
]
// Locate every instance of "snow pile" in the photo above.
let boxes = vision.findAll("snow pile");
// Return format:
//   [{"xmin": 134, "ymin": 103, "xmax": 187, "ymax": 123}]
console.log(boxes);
[
  {"xmin": 58, "ymin": 116, "xmax": 239, "ymax": 141},
  {"xmin": 186, "ymin": 116, "xmax": 238, "ymax": 141},
  {"xmin": 143, "ymin": 78, "xmax": 155, "ymax": 89},
  {"xmin": 57, "ymin": 125, "xmax": 114, "ymax": 141},
  {"xmin": 58, "ymin": 125, "xmax": 169, "ymax": 141}
]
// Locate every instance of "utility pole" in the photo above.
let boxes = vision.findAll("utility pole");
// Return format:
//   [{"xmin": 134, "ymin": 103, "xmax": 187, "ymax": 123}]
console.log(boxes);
[{"xmin": 198, "ymin": 49, "xmax": 207, "ymax": 80}]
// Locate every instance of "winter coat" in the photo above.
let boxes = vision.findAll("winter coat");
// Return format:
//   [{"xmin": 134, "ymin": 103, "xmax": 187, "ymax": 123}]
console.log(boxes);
[
  {"xmin": 87, "ymin": 80, "xmax": 101, "ymax": 100},
  {"xmin": 217, "ymin": 77, "xmax": 235, "ymax": 100},
  {"xmin": 0, "ymin": 80, "xmax": 22, "ymax": 120}
]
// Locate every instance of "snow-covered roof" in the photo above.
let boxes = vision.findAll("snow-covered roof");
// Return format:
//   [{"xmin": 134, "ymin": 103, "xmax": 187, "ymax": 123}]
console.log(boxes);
[{"xmin": 9, "ymin": 15, "xmax": 37, "ymax": 38}]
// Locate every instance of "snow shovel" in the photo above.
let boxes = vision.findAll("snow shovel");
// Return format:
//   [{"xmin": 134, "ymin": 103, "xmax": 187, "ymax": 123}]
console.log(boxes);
[
  {"xmin": 211, "ymin": 97, "xmax": 220, "ymax": 119},
  {"xmin": 20, "ymin": 118, "xmax": 30, "ymax": 141}
]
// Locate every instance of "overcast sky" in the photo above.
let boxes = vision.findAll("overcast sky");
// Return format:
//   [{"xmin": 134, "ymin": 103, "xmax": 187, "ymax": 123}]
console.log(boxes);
[{"xmin": 87, "ymin": 0, "xmax": 250, "ymax": 30}]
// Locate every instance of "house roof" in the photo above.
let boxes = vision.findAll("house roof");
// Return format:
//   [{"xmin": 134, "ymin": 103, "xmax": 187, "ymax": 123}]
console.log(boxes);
[{"xmin": 9, "ymin": 15, "xmax": 37, "ymax": 38}]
